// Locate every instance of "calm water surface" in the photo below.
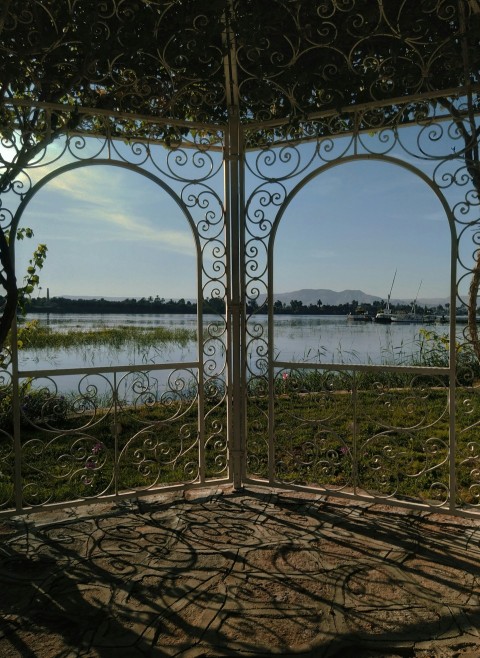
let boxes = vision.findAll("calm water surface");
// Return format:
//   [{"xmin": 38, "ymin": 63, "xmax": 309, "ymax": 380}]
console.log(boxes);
[{"xmin": 19, "ymin": 313, "xmax": 451, "ymax": 370}]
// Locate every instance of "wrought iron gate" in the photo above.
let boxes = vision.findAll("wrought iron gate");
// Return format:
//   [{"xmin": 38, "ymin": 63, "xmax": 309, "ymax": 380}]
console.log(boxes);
[
  {"xmin": 1, "ymin": 133, "xmax": 233, "ymax": 513},
  {"xmin": 241, "ymin": 110, "xmax": 479, "ymax": 518},
  {"xmin": 1, "ymin": 105, "xmax": 480, "ymax": 518}
]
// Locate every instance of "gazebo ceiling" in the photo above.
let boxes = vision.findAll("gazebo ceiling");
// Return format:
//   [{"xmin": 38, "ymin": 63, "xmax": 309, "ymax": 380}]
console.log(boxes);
[{"xmin": 0, "ymin": 0, "xmax": 480, "ymax": 142}]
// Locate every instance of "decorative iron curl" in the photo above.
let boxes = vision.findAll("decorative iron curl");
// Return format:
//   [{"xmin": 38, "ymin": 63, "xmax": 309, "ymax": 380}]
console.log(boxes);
[
  {"xmin": 245, "ymin": 242, "xmax": 268, "ymax": 281},
  {"xmin": 314, "ymin": 131, "xmax": 353, "ymax": 162},
  {"xmin": 202, "ymin": 244, "xmax": 227, "ymax": 281},
  {"xmin": 357, "ymin": 126, "xmax": 397, "ymax": 156},
  {"xmin": 358, "ymin": 430, "xmax": 449, "ymax": 503},
  {"xmin": 21, "ymin": 432, "xmax": 114, "ymax": 505}
]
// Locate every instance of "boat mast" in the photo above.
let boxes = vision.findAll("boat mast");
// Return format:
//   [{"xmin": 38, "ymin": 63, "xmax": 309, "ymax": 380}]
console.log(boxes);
[
  {"xmin": 386, "ymin": 269, "xmax": 397, "ymax": 311},
  {"xmin": 412, "ymin": 280, "xmax": 422, "ymax": 314}
]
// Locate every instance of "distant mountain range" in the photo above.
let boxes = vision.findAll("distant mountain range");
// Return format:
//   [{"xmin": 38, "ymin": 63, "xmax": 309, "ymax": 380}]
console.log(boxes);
[{"xmin": 258, "ymin": 288, "xmax": 449, "ymax": 307}]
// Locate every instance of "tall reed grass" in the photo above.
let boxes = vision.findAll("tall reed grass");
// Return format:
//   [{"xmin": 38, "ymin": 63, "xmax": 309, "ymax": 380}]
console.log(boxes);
[{"xmin": 17, "ymin": 322, "xmax": 196, "ymax": 350}]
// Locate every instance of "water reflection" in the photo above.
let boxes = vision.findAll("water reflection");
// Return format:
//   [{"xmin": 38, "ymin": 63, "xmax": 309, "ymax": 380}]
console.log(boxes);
[
  {"xmin": 272, "ymin": 315, "xmax": 430, "ymax": 364},
  {"xmin": 15, "ymin": 313, "xmax": 455, "ymax": 399},
  {"xmin": 18, "ymin": 312, "xmax": 454, "ymax": 370}
]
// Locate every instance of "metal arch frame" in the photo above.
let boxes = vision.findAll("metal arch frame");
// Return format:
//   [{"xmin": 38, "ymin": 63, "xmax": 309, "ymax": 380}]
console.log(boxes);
[
  {"xmin": 267, "ymin": 154, "xmax": 457, "ymax": 511},
  {"xmin": 267, "ymin": 153, "xmax": 458, "ymax": 331},
  {"xmin": 240, "ymin": 109, "xmax": 480, "ymax": 517},
  {"xmin": 1, "ymin": 100, "xmax": 480, "ymax": 517},
  {"xmin": 1, "ymin": 132, "xmax": 232, "ymax": 515},
  {"xmin": 1, "ymin": 109, "xmax": 480, "ymax": 516},
  {"xmin": 11, "ymin": 159, "xmax": 205, "ymax": 241},
  {"xmin": 9, "ymin": 158, "xmax": 209, "ymax": 511}
]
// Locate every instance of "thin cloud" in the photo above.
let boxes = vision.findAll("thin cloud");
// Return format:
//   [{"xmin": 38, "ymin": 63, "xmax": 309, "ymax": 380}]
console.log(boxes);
[
  {"xmin": 46, "ymin": 167, "xmax": 133, "ymax": 206},
  {"xmin": 36, "ymin": 205, "xmax": 195, "ymax": 255},
  {"xmin": 422, "ymin": 210, "xmax": 448, "ymax": 222},
  {"xmin": 23, "ymin": 166, "xmax": 196, "ymax": 256}
]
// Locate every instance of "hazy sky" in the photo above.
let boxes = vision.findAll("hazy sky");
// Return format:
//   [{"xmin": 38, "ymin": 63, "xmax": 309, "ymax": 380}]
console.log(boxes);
[
  {"xmin": 12, "ymin": 130, "xmax": 467, "ymax": 302},
  {"xmin": 18, "ymin": 164, "xmax": 199, "ymax": 300},
  {"xmin": 273, "ymin": 158, "xmax": 452, "ymax": 302}
]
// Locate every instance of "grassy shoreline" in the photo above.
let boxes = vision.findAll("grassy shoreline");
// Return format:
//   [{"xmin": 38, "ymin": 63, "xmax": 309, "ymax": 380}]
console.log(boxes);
[
  {"xmin": 16, "ymin": 322, "xmax": 197, "ymax": 350},
  {"xmin": 0, "ymin": 382, "xmax": 477, "ymax": 507},
  {"xmin": 0, "ymin": 325, "xmax": 477, "ymax": 508}
]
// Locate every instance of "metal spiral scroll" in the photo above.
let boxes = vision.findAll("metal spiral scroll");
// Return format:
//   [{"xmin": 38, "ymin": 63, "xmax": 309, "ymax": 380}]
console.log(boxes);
[
  {"xmin": 117, "ymin": 424, "xmax": 200, "ymax": 492},
  {"xmin": 19, "ymin": 375, "xmax": 113, "ymax": 432},
  {"xmin": 1, "ymin": 1, "xmax": 476, "ymax": 125},
  {"xmin": 116, "ymin": 369, "xmax": 201, "ymax": 490},
  {"xmin": 16, "ymin": 375, "xmax": 115, "ymax": 506},
  {"xmin": 233, "ymin": 0, "xmax": 471, "ymax": 124},
  {"xmin": 22, "ymin": 432, "xmax": 115, "ymax": 506},
  {"xmin": 202, "ymin": 372, "xmax": 228, "ymax": 478},
  {"xmin": 456, "ymin": 369, "xmax": 480, "ymax": 507},
  {"xmin": 357, "ymin": 433, "xmax": 449, "ymax": 505},
  {"xmin": 357, "ymin": 370, "xmax": 450, "ymax": 503},
  {"xmin": 273, "ymin": 368, "xmax": 354, "ymax": 490}
]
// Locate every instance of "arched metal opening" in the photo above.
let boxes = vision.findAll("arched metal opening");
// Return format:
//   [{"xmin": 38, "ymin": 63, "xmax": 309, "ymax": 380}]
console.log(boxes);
[
  {"xmin": 2, "ymin": 151, "xmax": 231, "ymax": 513},
  {"xmin": 242, "ymin": 126, "xmax": 479, "ymax": 515},
  {"xmin": 1, "ymin": 111, "xmax": 479, "ymax": 517}
]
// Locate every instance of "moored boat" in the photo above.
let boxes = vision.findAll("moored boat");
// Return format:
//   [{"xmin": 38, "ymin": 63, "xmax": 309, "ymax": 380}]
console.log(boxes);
[
  {"xmin": 347, "ymin": 307, "xmax": 372, "ymax": 321},
  {"xmin": 375, "ymin": 308, "xmax": 393, "ymax": 323},
  {"xmin": 375, "ymin": 270, "xmax": 396, "ymax": 324},
  {"xmin": 390, "ymin": 281, "xmax": 433, "ymax": 324}
]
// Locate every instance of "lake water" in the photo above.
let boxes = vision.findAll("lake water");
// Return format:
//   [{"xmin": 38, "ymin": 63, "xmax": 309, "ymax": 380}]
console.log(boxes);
[
  {"xmin": 15, "ymin": 312, "xmax": 456, "ymax": 399},
  {"xmin": 18, "ymin": 312, "xmax": 453, "ymax": 370}
]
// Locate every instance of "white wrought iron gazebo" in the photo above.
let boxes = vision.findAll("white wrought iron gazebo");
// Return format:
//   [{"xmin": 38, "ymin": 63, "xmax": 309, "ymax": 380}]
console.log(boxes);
[{"xmin": 1, "ymin": 0, "xmax": 480, "ymax": 517}]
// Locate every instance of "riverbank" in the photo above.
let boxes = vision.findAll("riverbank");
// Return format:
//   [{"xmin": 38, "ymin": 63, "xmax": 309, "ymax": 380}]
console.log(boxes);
[{"xmin": 23, "ymin": 295, "xmax": 452, "ymax": 318}]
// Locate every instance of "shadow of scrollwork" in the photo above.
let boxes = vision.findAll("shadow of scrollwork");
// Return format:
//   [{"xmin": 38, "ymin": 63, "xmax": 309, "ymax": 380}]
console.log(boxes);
[{"xmin": 2, "ymin": 489, "xmax": 480, "ymax": 657}]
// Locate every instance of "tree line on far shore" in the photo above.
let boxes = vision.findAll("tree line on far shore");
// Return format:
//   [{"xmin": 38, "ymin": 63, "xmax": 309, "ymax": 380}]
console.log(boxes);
[{"xmin": 23, "ymin": 296, "xmax": 451, "ymax": 316}]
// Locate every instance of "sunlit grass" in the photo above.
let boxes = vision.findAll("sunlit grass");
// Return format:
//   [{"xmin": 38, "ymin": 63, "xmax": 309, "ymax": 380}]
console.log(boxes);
[
  {"xmin": 0, "ymin": 325, "xmax": 479, "ymax": 509},
  {"xmin": 0, "ymin": 378, "xmax": 479, "ymax": 508},
  {"xmin": 17, "ymin": 323, "xmax": 196, "ymax": 350}
]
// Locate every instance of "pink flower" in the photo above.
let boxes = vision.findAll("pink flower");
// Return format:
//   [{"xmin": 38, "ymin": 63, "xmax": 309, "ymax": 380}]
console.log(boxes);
[{"xmin": 282, "ymin": 372, "xmax": 289, "ymax": 380}]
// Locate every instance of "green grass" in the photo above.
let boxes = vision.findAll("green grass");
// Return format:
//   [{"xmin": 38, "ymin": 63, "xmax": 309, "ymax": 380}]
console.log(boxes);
[
  {"xmin": 1, "ymin": 379, "xmax": 479, "ymax": 509},
  {"xmin": 1, "ymin": 328, "xmax": 480, "ymax": 510},
  {"xmin": 0, "ymin": 392, "xmax": 227, "ymax": 506},
  {"xmin": 246, "ymin": 367, "xmax": 480, "ymax": 507},
  {"xmin": 17, "ymin": 323, "xmax": 196, "ymax": 350}
]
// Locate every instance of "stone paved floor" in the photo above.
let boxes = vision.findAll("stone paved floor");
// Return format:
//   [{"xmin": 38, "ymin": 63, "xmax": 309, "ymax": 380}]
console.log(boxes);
[{"xmin": 1, "ymin": 487, "xmax": 480, "ymax": 657}]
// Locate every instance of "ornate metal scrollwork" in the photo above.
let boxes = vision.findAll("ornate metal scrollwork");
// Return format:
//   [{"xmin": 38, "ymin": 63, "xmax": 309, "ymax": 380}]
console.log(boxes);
[
  {"xmin": 272, "ymin": 368, "xmax": 354, "ymax": 490},
  {"xmin": 1, "ymin": 0, "xmax": 480, "ymax": 515}
]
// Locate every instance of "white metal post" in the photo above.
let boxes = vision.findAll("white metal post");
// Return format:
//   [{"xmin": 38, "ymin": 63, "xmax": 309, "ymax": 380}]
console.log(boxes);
[{"xmin": 223, "ymin": 1, "xmax": 244, "ymax": 489}]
